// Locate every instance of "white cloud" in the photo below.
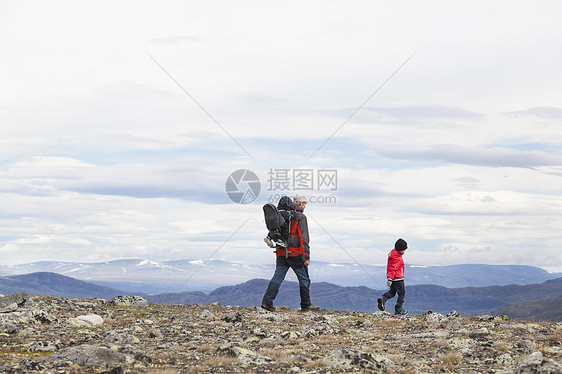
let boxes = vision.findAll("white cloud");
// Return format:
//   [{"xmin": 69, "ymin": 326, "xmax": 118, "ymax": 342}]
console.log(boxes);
[{"xmin": 373, "ymin": 145, "xmax": 562, "ymax": 168}]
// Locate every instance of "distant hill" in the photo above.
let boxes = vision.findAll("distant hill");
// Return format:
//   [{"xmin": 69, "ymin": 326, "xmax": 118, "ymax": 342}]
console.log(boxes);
[
  {"xmin": 0, "ymin": 272, "xmax": 134, "ymax": 299},
  {"xmin": 1, "ymin": 259, "xmax": 559, "ymax": 294},
  {"xmin": 493, "ymin": 296, "xmax": 562, "ymax": 322},
  {"xmin": 492, "ymin": 278, "xmax": 562, "ymax": 321},
  {"xmin": 147, "ymin": 277, "xmax": 562, "ymax": 318}
]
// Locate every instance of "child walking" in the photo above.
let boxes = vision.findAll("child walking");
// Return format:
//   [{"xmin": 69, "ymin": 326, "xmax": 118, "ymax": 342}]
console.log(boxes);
[{"xmin": 378, "ymin": 238, "xmax": 408, "ymax": 315}]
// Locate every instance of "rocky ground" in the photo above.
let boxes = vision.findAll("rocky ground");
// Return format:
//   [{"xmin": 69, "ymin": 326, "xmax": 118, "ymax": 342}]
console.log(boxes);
[{"xmin": 0, "ymin": 293, "xmax": 561, "ymax": 373}]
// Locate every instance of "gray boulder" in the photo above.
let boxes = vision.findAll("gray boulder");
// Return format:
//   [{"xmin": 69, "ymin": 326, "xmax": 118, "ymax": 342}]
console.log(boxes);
[
  {"xmin": 68, "ymin": 314, "xmax": 104, "ymax": 327},
  {"xmin": 227, "ymin": 347, "xmax": 273, "ymax": 366},
  {"xmin": 110, "ymin": 296, "xmax": 148, "ymax": 307},
  {"xmin": 41, "ymin": 344, "xmax": 127, "ymax": 367},
  {"xmin": 325, "ymin": 348, "xmax": 394, "ymax": 371},
  {"xmin": 513, "ymin": 351, "xmax": 562, "ymax": 374},
  {"xmin": 0, "ymin": 293, "xmax": 33, "ymax": 310}
]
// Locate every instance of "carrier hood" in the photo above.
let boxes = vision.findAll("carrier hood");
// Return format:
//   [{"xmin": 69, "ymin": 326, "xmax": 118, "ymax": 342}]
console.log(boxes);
[{"xmin": 277, "ymin": 195, "xmax": 299, "ymax": 211}]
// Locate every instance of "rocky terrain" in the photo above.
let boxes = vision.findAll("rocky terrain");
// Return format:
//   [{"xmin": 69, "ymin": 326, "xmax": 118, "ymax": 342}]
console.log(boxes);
[{"xmin": 1, "ymin": 293, "xmax": 561, "ymax": 373}]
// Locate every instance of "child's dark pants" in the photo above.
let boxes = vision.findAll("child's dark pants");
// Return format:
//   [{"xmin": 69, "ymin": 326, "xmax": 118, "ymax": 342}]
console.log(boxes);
[{"xmin": 382, "ymin": 280, "xmax": 405, "ymax": 311}]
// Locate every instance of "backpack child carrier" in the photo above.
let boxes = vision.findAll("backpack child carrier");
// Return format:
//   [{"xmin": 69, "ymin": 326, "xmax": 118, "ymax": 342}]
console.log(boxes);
[{"xmin": 262, "ymin": 196, "xmax": 297, "ymax": 255}]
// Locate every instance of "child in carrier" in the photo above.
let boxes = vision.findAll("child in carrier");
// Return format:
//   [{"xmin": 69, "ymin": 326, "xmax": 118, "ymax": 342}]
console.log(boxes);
[
  {"xmin": 263, "ymin": 196, "xmax": 298, "ymax": 248},
  {"xmin": 263, "ymin": 210, "xmax": 289, "ymax": 248}
]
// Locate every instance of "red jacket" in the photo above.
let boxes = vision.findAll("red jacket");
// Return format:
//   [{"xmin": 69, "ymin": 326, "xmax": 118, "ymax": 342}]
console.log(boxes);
[
  {"xmin": 386, "ymin": 248, "xmax": 405, "ymax": 280},
  {"xmin": 275, "ymin": 208, "xmax": 309, "ymax": 260}
]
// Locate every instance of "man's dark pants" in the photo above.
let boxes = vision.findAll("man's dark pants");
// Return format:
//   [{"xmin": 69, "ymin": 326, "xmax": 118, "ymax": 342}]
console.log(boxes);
[
  {"xmin": 262, "ymin": 256, "xmax": 311, "ymax": 309},
  {"xmin": 382, "ymin": 279, "xmax": 405, "ymax": 311}
]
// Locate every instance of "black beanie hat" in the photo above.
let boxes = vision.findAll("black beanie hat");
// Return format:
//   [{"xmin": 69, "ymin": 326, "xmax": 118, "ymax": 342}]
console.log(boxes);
[{"xmin": 395, "ymin": 238, "xmax": 407, "ymax": 251}]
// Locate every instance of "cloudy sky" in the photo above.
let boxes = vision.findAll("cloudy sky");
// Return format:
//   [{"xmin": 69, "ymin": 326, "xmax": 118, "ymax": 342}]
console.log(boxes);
[{"xmin": 1, "ymin": 1, "xmax": 561, "ymax": 274}]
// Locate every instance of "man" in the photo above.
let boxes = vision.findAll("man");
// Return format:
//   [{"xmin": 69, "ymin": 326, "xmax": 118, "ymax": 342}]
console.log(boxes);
[{"xmin": 261, "ymin": 194, "xmax": 320, "ymax": 312}]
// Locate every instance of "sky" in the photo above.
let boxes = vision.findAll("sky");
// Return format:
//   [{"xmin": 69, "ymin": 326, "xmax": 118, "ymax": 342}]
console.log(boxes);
[{"xmin": 1, "ymin": 0, "xmax": 561, "ymax": 273}]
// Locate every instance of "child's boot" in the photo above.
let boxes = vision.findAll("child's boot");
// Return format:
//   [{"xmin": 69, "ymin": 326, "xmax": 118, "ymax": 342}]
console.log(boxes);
[
  {"xmin": 264, "ymin": 237, "xmax": 275, "ymax": 248},
  {"xmin": 377, "ymin": 297, "xmax": 386, "ymax": 311},
  {"xmin": 395, "ymin": 307, "xmax": 408, "ymax": 315}
]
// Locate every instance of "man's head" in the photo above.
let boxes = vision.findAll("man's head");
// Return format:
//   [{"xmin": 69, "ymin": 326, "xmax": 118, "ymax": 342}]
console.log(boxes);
[
  {"xmin": 293, "ymin": 194, "xmax": 308, "ymax": 211},
  {"xmin": 395, "ymin": 238, "xmax": 407, "ymax": 253}
]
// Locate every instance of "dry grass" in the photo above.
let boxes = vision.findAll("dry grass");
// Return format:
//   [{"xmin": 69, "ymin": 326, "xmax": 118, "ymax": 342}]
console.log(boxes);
[
  {"xmin": 195, "ymin": 343, "xmax": 216, "ymax": 354},
  {"xmin": 547, "ymin": 325, "xmax": 562, "ymax": 343},
  {"xmin": 362, "ymin": 342, "xmax": 387, "ymax": 353},
  {"xmin": 311, "ymin": 334, "xmax": 348, "ymax": 346},
  {"xmin": 387, "ymin": 353, "xmax": 408, "ymax": 366},
  {"xmin": 187, "ymin": 365, "xmax": 210, "ymax": 373},
  {"xmin": 259, "ymin": 338, "xmax": 301, "ymax": 350},
  {"xmin": 432, "ymin": 338, "xmax": 449, "ymax": 348},
  {"xmin": 260, "ymin": 348, "xmax": 294, "ymax": 362},
  {"xmin": 547, "ymin": 335, "xmax": 562, "ymax": 344},
  {"xmin": 387, "ymin": 368, "xmax": 417, "ymax": 374},
  {"xmin": 439, "ymin": 351, "xmax": 462, "ymax": 365},
  {"xmin": 384, "ymin": 347, "xmax": 402, "ymax": 355},
  {"xmin": 202, "ymin": 355, "xmax": 239, "ymax": 366},
  {"xmin": 302, "ymin": 358, "xmax": 331, "ymax": 370},
  {"xmin": 494, "ymin": 340, "xmax": 511, "ymax": 353},
  {"xmin": 187, "ymin": 355, "xmax": 240, "ymax": 372}
]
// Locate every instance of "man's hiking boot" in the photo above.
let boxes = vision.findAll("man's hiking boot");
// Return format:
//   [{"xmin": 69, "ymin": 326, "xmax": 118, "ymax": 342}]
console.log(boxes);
[
  {"xmin": 263, "ymin": 237, "xmax": 275, "ymax": 248},
  {"xmin": 301, "ymin": 304, "xmax": 320, "ymax": 312},
  {"xmin": 261, "ymin": 303, "xmax": 275, "ymax": 312},
  {"xmin": 377, "ymin": 297, "xmax": 385, "ymax": 311},
  {"xmin": 395, "ymin": 308, "xmax": 408, "ymax": 315}
]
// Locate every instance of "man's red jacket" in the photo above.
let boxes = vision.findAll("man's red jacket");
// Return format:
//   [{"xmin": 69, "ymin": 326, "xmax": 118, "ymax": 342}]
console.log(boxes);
[{"xmin": 274, "ymin": 207, "xmax": 310, "ymax": 260}]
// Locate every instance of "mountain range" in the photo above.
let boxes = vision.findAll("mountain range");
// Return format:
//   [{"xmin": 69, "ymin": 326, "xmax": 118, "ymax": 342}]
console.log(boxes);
[
  {"xmin": 1, "ymin": 259, "xmax": 560, "ymax": 294},
  {"xmin": 2, "ymin": 272, "xmax": 561, "ymax": 321},
  {"xmin": 148, "ymin": 277, "xmax": 562, "ymax": 318}
]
